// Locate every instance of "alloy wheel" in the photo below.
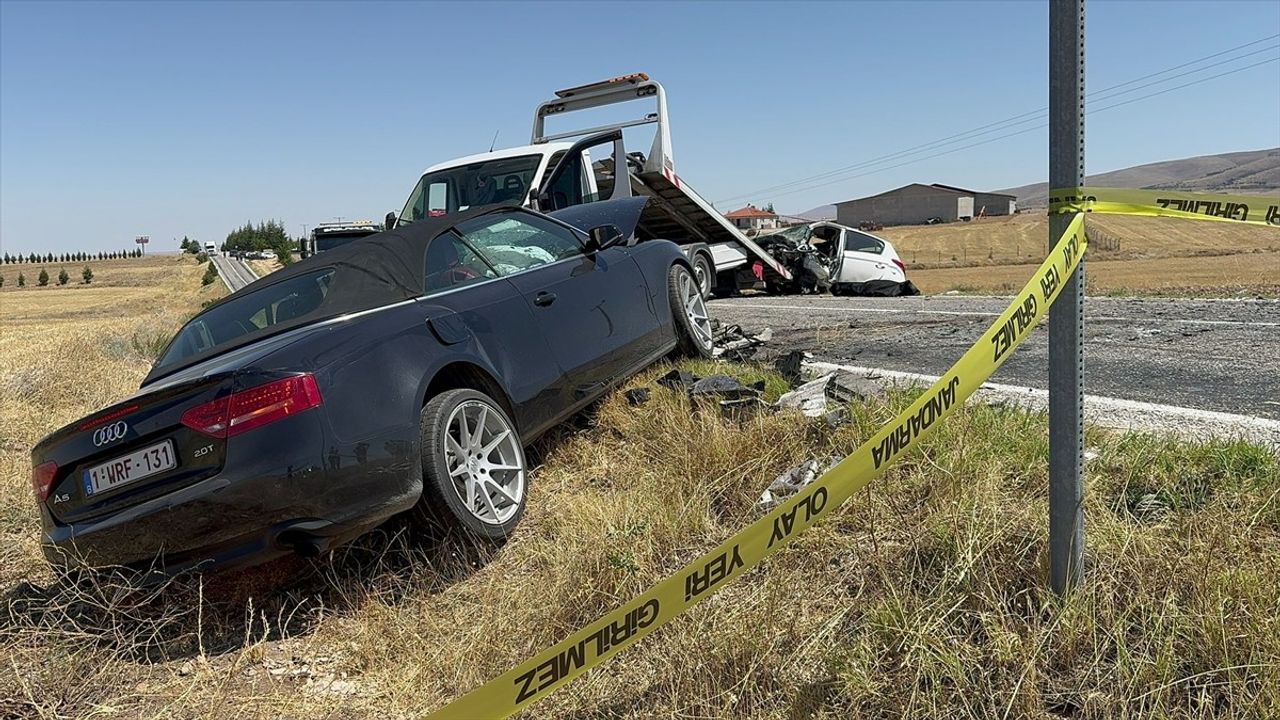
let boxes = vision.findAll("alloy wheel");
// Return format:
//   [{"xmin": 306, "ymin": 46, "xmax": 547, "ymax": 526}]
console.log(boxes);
[
  {"xmin": 680, "ymin": 270, "xmax": 714, "ymax": 351},
  {"xmin": 443, "ymin": 400, "xmax": 525, "ymax": 525}
]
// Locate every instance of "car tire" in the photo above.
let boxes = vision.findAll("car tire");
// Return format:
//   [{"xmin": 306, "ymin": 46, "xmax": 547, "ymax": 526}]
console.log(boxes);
[
  {"xmin": 692, "ymin": 252, "xmax": 714, "ymax": 299},
  {"xmin": 669, "ymin": 264, "xmax": 715, "ymax": 358},
  {"xmin": 414, "ymin": 389, "xmax": 527, "ymax": 541}
]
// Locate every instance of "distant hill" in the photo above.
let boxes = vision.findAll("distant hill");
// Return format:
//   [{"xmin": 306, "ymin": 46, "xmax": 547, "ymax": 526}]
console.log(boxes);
[{"xmin": 999, "ymin": 148, "xmax": 1280, "ymax": 207}]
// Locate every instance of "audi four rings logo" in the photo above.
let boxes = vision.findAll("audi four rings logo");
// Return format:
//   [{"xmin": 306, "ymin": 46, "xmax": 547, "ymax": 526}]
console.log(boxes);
[{"xmin": 92, "ymin": 421, "xmax": 128, "ymax": 447}]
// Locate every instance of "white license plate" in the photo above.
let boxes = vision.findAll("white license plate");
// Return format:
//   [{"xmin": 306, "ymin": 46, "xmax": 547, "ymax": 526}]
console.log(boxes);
[{"xmin": 82, "ymin": 440, "xmax": 177, "ymax": 496}]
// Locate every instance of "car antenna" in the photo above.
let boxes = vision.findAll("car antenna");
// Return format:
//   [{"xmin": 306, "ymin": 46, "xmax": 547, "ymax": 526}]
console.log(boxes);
[{"xmin": 488, "ymin": 129, "xmax": 500, "ymax": 153}]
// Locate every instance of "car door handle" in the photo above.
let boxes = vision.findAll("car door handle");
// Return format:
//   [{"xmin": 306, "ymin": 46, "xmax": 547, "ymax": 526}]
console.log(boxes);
[{"xmin": 534, "ymin": 291, "xmax": 557, "ymax": 307}]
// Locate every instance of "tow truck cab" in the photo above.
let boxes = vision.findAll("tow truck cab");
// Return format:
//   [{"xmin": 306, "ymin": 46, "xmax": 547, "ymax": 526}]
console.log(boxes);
[{"xmin": 393, "ymin": 73, "xmax": 794, "ymax": 298}]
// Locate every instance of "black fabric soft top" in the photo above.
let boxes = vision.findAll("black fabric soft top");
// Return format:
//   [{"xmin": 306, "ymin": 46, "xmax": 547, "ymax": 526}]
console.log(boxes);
[
  {"xmin": 235, "ymin": 204, "xmax": 499, "ymax": 309},
  {"xmin": 143, "ymin": 206, "xmax": 503, "ymax": 385}
]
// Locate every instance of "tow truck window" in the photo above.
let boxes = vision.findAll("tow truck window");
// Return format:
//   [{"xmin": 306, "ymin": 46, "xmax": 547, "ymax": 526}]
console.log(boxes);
[{"xmin": 400, "ymin": 154, "xmax": 542, "ymax": 222}]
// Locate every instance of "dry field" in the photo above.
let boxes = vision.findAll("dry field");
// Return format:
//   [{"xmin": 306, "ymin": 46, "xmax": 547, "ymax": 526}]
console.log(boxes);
[
  {"xmin": 1, "ymin": 256, "xmax": 1278, "ymax": 718},
  {"xmin": 908, "ymin": 250, "xmax": 1280, "ymax": 296},
  {"xmin": 878, "ymin": 213, "xmax": 1280, "ymax": 268},
  {"xmin": 0, "ymin": 255, "xmax": 224, "ymax": 581},
  {"xmin": 868, "ymin": 214, "xmax": 1280, "ymax": 296}
]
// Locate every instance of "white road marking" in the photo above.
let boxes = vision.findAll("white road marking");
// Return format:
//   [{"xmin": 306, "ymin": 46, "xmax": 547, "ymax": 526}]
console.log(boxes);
[
  {"xmin": 713, "ymin": 301, "xmax": 1280, "ymax": 327},
  {"xmin": 806, "ymin": 360, "xmax": 1280, "ymax": 451}
]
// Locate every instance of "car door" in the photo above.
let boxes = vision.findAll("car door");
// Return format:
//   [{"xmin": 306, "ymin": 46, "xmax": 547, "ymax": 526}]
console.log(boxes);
[
  {"xmin": 836, "ymin": 228, "xmax": 896, "ymax": 283},
  {"xmin": 454, "ymin": 211, "xmax": 657, "ymax": 414},
  {"xmin": 414, "ymin": 231, "xmax": 566, "ymax": 436}
]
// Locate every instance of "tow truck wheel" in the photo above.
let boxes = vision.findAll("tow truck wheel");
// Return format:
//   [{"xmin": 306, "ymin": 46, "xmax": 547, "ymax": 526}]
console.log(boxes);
[{"xmin": 692, "ymin": 253, "xmax": 714, "ymax": 299}]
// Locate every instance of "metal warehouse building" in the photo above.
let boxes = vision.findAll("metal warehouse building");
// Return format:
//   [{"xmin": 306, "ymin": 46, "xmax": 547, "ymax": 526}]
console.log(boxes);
[{"xmin": 834, "ymin": 183, "xmax": 1017, "ymax": 227}]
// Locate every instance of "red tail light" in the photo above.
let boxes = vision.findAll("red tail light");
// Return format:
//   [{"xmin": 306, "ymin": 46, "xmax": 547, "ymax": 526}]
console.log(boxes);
[
  {"xmin": 892, "ymin": 258, "xmax": 906, "ymax": 273},
  {"xmin": 181, "ymin": 375, "xmax": 323, "ymax": 439},
  {"xmin": 32, "ymin": 461, "xmax": 58, "ymax": 502}
]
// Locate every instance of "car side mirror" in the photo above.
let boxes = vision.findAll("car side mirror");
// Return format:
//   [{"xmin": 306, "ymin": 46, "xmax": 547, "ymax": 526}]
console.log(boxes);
[
  {"xmin": 585, "ymin": 224, "xmax": 624, "ymax": 254},
  {"xmin": 385, "ymin": 212, "xmax": 397, "ymax": 231}
]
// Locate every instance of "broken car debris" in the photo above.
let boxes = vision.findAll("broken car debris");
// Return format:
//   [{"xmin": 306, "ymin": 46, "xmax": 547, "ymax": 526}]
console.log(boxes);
[
  {"xmin": 758, "ymin": 458, "xmax": 837, "ymax": 508},
  {"xmin": 712, "ymin": 324, "xmax": 773, "ymax": 362}
]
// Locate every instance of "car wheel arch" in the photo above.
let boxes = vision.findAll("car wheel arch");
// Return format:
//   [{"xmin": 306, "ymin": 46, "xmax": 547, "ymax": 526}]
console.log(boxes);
[{"xmin": 421, "ymin": 361, "xmax": 517, "ymax": 428}]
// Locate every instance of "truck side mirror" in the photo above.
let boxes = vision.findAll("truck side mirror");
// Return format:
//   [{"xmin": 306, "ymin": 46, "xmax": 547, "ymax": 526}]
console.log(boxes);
[{"xmin": 385, "ymin": 212, "xmax": 397, "ymax": 230}]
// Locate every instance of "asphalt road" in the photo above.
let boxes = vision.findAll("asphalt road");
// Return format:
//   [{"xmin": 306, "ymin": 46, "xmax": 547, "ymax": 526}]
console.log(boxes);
[
  {"xmin": 211, "ymin": 254, "xmax": 258, "ymax": 292},
  {"xmin": 708, "ymin": 294, "xmax": 1280, "ymax": 420}
]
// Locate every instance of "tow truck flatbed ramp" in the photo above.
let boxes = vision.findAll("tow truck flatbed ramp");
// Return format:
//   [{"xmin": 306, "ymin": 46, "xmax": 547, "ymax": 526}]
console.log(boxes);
[{"xmin": 534, "ymin": 74, "xmax": 791, "ymax": 282}]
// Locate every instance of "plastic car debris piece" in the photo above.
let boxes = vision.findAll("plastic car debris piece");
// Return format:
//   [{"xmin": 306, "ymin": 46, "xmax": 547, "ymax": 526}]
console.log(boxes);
[
  {"xmin": 776, "ymin": 376, "xmax": 830, "ymax": 418},
  {"xmin": 657, "ymin": 369, "xmax": 699, "ymax": 390},
  {"xmin": 712, "ymin": 325, "xmax": 772, "ymax": 361},
  {"xmin": 690, "ymin": 374, "xmax": 765, "ymax": 402},
  {"xmin": 824, "ymin": 371, "xmax": 865, "ymax": 405},
  {"xmin": 758, "ymin": 458, "xmax": 835, "ymax": 508},
  {"xmin": 773, "ymin": 350, "xmax": 808, "ymax": 388},
  {"xmin": 625, "ymin": 388, "xmax": 651, "ymax": 406}
]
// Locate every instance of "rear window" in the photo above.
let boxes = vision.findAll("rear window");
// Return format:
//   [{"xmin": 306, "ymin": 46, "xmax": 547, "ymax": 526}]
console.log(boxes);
[{"xmin": 157, "ymin": 269, "xmax": 335, "ymax": 369}]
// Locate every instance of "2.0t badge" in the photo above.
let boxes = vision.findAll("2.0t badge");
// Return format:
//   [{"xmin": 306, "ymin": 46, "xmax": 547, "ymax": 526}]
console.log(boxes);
[{"xmin": 92, "ymin": 421, "xmax": 128, "ymax": 447}]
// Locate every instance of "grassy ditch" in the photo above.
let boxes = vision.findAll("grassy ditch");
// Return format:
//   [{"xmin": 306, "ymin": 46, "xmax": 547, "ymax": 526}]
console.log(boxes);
[{"xmin": 1, "ymin": 347, "xmax": 1276, "ymax": 718}]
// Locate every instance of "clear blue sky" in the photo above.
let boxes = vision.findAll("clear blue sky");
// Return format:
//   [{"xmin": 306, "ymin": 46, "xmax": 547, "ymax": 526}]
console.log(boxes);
[{"xmin": 2, "ymin": 0, "xmax": 1277, "ymax": 254}]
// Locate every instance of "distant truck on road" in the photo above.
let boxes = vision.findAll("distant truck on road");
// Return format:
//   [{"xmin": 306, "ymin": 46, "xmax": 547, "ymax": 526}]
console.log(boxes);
[
  {"xmin": 204, "ymin": 242, "xmax": 218, "ymax": 256},
  {"xmin": 389, "ymin": 73, "xmax": 794, "ymax": 298},
  {"xmin": 307, "ymin": 221, "xmax": 383, "ymax": 256}
]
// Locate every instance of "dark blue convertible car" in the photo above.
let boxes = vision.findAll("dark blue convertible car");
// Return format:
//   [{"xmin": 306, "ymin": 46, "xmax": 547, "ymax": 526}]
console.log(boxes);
[{"xmin": 30, "ymin": 196, "xmax": 713, "ymax": 575}]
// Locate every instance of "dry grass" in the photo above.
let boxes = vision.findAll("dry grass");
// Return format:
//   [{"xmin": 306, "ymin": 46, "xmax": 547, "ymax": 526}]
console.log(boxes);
[
  {"xmin": 907, "ymin": 251, "xmax": 1280, "ymax": 297},
  {"xmin": 246, "ymin": 259, "xmax": 281, "ymax": 278},
  {"xmin": 879, "ymin": 213, "xmax": 1280, "ymax": 269},
  {"xmin": 2, "ymin": 271, "xmax": 1277, "ymax": 720}
]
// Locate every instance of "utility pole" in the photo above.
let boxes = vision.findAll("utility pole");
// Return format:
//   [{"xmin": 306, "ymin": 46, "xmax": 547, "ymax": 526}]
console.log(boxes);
[{"xmin": 1049, "ymin": 0, "xmax": 1085, "ymax": 594}]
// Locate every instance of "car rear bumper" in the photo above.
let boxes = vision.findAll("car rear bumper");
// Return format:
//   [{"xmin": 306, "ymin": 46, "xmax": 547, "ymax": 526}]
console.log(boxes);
[{"xmin": 40, "ymin": 422, "xmax": 422, "ymax": 575}]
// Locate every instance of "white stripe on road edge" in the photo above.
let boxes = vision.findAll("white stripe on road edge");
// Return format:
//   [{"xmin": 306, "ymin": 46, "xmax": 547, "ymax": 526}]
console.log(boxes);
[
  {"xmin": 806, "ymin": 360, "xmax": 1280, "ymax": 451},
  {"xmin": 715, "ymin": 301, "xmax": 1280, "ymax": 328}
]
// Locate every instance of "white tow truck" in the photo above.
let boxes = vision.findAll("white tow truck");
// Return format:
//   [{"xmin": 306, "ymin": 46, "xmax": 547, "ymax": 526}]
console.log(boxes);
[{"xmin": 391, "ymin": 73, "xmax": 793, "ymax": 297}]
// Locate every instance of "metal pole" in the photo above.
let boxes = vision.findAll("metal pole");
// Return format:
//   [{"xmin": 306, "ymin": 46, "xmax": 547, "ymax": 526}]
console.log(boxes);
[{"xmin": 1049, "ymin": 0, "xmax": 1085, "ymax": 593}]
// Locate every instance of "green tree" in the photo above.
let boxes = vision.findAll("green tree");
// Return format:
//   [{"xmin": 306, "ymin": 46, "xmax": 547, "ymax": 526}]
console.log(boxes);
[
  {"xmin": 17, "ymin": 272, "xmax": 25, "ymax": 287},
  {"xmin": 0, "ymin": 274, "xmax": 4, "ymax": 288},
  {"xmin": 201, "ymin": 261, "xmax": 219, "ymax": 286},
  {"xmin": 82, "ymin": 266, "xmax": 94, "ymax": 284},
  {"xmin": 57, "ymin": 268, "xmax": 70, "ymax": 285},
  {"xmin": 37, "ymin": 269, "xmax": 49, "ymax": 286}
]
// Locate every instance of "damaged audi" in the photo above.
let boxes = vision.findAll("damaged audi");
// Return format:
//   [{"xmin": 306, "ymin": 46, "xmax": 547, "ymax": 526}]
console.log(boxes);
[
  {"xmin": 30, "ymin": 196, "xmax": 714, "ymax": 576},
  {"xmin": 755, "ymin": 221, "xmax": 919, "ymax": 296}
]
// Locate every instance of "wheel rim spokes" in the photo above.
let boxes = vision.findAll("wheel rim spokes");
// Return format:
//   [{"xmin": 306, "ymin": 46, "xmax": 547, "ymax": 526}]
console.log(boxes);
[
  {"xmin": 681, "ymin": 273, "xmax": 713, "ymax": 348},
  {"xmin": 444, "ymin": 400, "xmax": 525, "ymax": 525}
]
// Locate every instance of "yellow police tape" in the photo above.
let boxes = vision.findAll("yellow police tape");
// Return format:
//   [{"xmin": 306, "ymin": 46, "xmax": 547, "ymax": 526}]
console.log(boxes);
[
  {"xmin": 428, "ymin": 215, "xmax": 1089, "ymax": 718},
  {"xmin": 1049, "ymin": 187, "xmax": 1280, "ymax": 227}
]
